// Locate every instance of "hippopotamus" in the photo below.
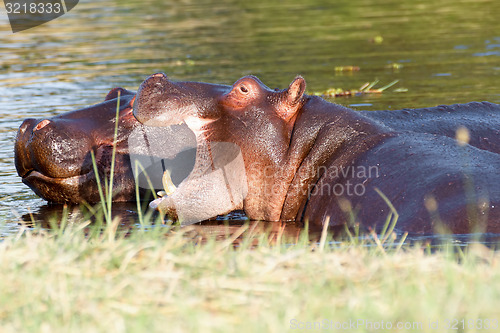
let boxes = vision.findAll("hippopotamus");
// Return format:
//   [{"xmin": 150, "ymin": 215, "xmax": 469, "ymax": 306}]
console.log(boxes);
[
  {"xmin": 132, "ymin": 73, "xmax": 500, "ymax": 234},
  {"xmin": 15, "ymin": 88, "xmax": 141, "ymax": 203}
]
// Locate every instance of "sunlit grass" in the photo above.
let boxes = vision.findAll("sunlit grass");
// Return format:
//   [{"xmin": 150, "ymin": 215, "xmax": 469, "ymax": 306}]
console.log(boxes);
[{"xmin": 1, "ymin": 215, "xmax": 500, "ymax": 333}]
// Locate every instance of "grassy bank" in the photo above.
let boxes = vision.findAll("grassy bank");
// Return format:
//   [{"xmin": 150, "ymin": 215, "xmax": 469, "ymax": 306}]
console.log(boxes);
[{"xmin": 0, "ymin": 218, "xmax": 499, "ymax": 333}]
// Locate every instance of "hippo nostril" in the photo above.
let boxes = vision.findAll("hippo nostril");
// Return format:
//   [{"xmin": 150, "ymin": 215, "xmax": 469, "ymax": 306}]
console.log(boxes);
[
  {"xmin": 152, "ymin": 73, "xmax": 167, "ymax": 79},
  {"xmin": 19, "ymin": 119, "xmax": 35, "ymax": 133},
  {"xmin": 34, "ymin": 119, "xmax": 51, "ymax": 131}
]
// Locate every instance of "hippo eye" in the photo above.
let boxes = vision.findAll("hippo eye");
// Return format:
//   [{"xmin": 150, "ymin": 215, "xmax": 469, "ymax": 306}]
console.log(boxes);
[{"xmin": 239, "ymin": 85, "xmax": 249, "ymax": 94}]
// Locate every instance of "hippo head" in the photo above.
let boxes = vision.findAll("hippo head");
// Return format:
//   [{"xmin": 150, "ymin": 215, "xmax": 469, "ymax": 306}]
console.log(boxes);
[
  {"xmin": 134, "ymin": 72, "xmax": 306, "ymax": 128},
  {"xmin": 15, "ymin": 88, "xmax": 140, "ymax": 203},
  {"xmin": 133, "ymin": 73, "xmax": 307, "ymax": 222}
]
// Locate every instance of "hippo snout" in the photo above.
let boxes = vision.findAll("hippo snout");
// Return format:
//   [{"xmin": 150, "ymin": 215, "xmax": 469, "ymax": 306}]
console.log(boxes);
[
  {"xmin": 18, "ymin": 118, "xmax": 36, "ymax": 135},
  {"xmin": 133, "ymin": 73, "xmax": 189, "ymax": 127},
  {"xmin": 15, "ymin": 117, "xmax": 94, "ymax": 180},
  {"xmin": 14, "ymin": 118, "xmax": 37, "ymax": 178}
]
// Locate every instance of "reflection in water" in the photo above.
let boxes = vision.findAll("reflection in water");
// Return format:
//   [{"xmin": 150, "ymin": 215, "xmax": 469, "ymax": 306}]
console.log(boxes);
[
  {"xmin": 1, "ymin": 0, "xmax": 500, "ymax": 238},
  {"xmin": 19, "ymin": 202, "xmax": 142, "ymax": 230},
  {"xmin": 18, "ymin": 203, "xmax": 304, "ymax": 245},
  {"xmin": 16, "ymin": 203, "xmax": 500, "ymax": 247}
]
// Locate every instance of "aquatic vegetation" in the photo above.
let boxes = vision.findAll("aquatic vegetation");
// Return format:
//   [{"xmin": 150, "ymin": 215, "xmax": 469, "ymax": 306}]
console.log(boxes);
[
  {"xmin": 334, "ymin": 65, "xmax": 360, "ymax": 72},
  {"xmin": 386, "ymin": 62, "xmax": 404, "ymax": 70},
  {"xmin": 311, "ymin": 79, "xmax": 400, "ymax": 98}
]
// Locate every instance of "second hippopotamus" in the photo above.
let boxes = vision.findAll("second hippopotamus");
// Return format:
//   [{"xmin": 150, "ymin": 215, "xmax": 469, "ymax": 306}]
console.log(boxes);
[{"xmin": 133, "ymin": 73, "xmax": 500, "ymax": 234}]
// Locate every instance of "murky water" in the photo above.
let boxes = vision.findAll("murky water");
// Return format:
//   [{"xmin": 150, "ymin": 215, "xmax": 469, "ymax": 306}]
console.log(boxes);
[{"xmin": 1, "ymin": 0, "xmax": 499, "ymax": 237}]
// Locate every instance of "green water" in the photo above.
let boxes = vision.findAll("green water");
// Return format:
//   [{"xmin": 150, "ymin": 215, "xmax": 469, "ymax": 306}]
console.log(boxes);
[{"xmin": 1, "ymin": 0, "xmax": 499, "ymax": 235}]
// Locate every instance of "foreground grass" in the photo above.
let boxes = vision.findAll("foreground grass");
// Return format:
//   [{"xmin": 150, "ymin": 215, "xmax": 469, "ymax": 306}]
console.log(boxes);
[{"xmin": 0, "ymin": 220, "xmax": 500, "ymax": 333}]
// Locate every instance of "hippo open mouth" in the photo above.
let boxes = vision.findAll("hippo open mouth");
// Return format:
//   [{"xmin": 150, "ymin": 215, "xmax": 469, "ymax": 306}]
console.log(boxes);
[{"xmin": 131, "ymin": 73, "xmax": 250, "ymax": 224}]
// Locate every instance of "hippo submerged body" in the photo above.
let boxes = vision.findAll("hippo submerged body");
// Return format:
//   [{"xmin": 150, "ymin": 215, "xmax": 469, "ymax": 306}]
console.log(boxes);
[{"xmin": 15, "ymin": 74, "xmax": 500, "ymax": 234}]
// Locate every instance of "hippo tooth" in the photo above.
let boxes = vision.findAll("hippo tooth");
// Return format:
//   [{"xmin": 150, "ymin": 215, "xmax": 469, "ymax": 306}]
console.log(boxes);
[
  {"xmin": 162, "ymin": 169, "xmax": 177, "ymax": 196},
  {"xmin": 185, "ymin": 116, "xmax": 215, "ymax": 136}
]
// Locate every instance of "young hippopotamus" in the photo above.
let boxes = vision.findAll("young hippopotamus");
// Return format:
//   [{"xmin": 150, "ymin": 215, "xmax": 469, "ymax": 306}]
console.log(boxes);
[
  {"xmin": 132, "ymin": 73, "xmax": 500, "ymax": 234},
  {"xmin": 15, "ymin": 88, "xmax": 140, "ymax": 203}
]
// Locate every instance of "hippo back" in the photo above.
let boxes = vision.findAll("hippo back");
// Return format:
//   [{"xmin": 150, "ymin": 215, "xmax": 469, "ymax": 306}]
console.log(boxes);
[{"xmin": 359, "ymin": 102, "xmax": 500, "ymax": 154}]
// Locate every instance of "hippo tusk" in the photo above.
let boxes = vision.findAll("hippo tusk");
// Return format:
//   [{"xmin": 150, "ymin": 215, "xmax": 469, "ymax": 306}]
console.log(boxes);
[{"xmin": 157, "ymin": 168, "xmax": 177, "ymax": 197}]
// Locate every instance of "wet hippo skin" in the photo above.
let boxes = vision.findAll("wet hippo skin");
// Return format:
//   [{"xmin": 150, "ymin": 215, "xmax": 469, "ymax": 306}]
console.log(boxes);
[
  {"xmin": 132, "ymin": 73, "xmax": 500, "ymax": 234},
  {"xmin": 360, "ymin": 102, "xmax": 500, "ymax": 155}
]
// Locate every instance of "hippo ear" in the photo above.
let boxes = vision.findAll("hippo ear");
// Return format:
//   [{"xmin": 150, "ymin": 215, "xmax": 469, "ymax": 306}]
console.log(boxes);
[
  {"xmin": 279, "ymin": 76, "xmax": 306, "ymax": 122},
  {"xmin": 287, "ymin": 76, "xmax": 306, "ymax": 104},
  {"xmin": 105, "ymin": 87, "xmax": 135, "ymax": 101}
]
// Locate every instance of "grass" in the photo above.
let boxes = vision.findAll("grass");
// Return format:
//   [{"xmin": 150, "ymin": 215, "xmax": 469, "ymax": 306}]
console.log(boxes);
[{"xmin": 0, "ymin": 216, "xmax": 499, "ymax": 333}]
